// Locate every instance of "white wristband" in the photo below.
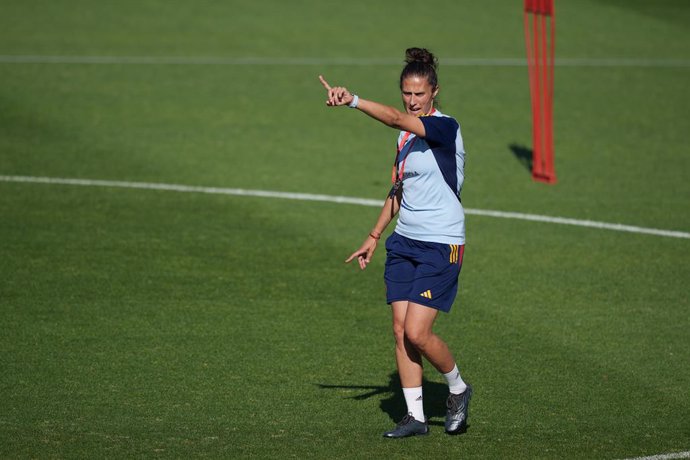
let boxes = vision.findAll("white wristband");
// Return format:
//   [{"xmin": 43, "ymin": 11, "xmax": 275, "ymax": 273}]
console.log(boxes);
[{"xmin": 349, "ymin": 94, "xmax": 359, "ymax": 108}]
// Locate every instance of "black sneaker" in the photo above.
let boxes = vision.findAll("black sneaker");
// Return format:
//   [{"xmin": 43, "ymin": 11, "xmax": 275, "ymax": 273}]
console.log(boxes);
[
  {"xmin": 383, "ymin": 413, "xmax": 429, "ymax": 438},
  {"xmin": 445, "ymin": 384, "xmax": 472, "ymax": 434}
]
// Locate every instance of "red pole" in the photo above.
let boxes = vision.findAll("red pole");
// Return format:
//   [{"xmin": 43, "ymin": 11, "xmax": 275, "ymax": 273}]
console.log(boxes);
[
  {"xmin": 544, "ymin": 7, "xmax": 556, "ymax": 181},
  {"xmin": 524, "ymin": 0, "xmax": 556, "ymax": 184},
  {"xmin": 539, "ymin": 9, "xmax": 549, "ymax": 179},
  {"xmin": 533, "ymin": 3, "xmax": 544, "ymax": 180}
]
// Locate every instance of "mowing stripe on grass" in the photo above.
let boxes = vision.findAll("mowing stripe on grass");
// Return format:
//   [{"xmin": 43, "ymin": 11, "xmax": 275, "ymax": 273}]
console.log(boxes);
[
  {"xmin": 621, "ymin": 451, "xmax": 690, "ymax": 460},
  {"xmin": 1, "ymin": 55, "xmax": 689, "ymax": 68},
  {"xmin": 1, "ymin": 175, "xmax": 689, "ymax": 240}
]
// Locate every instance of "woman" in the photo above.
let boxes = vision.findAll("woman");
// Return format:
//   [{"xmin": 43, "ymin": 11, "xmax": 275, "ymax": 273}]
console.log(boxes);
[{"xmin": 319, "ymin": 47, "xmax": 472, "ymax": 438}]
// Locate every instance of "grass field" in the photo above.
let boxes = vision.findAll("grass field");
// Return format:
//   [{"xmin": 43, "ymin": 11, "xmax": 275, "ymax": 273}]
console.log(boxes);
[{"xmin": 1, "ymin": 1, "xmax": 689, "ymax": 458}]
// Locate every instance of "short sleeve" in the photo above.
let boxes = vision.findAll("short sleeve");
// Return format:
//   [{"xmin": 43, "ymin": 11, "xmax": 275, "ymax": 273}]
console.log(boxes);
[{"xmin": 420, "ymin": 116, "xmax": 459, "ymax": 147}]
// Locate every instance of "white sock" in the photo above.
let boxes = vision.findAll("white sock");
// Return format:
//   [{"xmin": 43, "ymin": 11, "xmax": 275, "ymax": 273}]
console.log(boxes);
[
  {"xmin": 402, "ymin": 386, "xmax": 425, "ymax": 422},
  {"xmin": 443, "ymin": 364, "xmax": 468, "ymax": 395}
]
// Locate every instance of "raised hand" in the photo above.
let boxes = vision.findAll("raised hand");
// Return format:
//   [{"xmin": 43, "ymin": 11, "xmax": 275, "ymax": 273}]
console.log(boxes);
[{"xmin": 319, "ymin": 75, "xmax": 354, "ymax": 107}]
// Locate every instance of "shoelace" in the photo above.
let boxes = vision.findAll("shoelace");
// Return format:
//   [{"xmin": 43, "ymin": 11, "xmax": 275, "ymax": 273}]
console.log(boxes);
[
  {"xmin": 398, "ymin": 413, "xmax": 414, "ymax": 426},
  {"xmin": 447, "ymin": 394, "xmax": 465, "ymax": 412}
]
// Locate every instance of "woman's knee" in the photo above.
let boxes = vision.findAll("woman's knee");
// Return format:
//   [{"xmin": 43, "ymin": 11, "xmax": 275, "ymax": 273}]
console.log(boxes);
[
  {"xmin": 392, "ymin": 321, "xmax": 406, "ymax": 346},
  {"xmin": 404, "ymin": 324, "xmax": 432, "ymax": 349}
]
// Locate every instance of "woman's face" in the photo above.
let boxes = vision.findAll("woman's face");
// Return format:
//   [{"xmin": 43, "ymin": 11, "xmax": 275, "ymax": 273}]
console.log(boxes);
[{"xmin": 401, "ymin": 75, "xmax": 439, "ymax": 116}]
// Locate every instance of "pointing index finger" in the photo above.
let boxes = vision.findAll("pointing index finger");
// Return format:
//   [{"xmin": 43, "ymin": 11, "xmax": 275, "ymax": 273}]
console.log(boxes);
[{"xmin": 318, "ymin": 75, "xmax": 332, "ymax": 91}]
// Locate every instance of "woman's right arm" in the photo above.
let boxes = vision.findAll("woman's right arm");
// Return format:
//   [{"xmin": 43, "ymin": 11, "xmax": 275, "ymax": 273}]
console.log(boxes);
[
  {"xmin": 319, "ymin": 75, "xmax": 426, "ymax": 138},
  {"xmin": 345, "ymin": 190, "xmax": 401, "ymax": 270}
]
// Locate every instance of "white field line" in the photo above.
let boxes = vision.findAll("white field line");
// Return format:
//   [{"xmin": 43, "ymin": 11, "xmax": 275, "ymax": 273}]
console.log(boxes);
[
  {"xmin": 2, "ymin": 175, "xmax": 689, "ymax": 240},
  {"xmin": 621, "ymin": 451, "xmax": 690, "ymax": 460},
  {"xmin": 0, "ymin": 55, "xmax": 689, "ymax": 68}
]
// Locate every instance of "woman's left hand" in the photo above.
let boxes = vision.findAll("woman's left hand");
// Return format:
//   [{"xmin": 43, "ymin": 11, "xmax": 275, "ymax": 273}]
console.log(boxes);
[
  {"xmin": 345, "ymin": 237, "xmax": 378, "ymax": 270},
  {"xmin": 319, "ymin": 75, "xmax": 354, "ymax": 107}
]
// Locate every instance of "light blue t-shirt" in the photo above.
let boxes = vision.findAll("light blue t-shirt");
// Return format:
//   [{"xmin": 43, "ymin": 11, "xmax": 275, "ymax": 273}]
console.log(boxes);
[{"xmin": 394, "ymin": 110, "xmax": 466, "ymax": 245}]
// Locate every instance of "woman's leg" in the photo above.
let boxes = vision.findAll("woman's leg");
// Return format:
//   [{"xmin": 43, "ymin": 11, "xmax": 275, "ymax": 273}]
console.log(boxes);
[
  {"xmin": 403, "ymin": 301, "xmax": 456, "ymax": 374},
  {"xmin": 404, "ymin": 301, "xmax": 472, "ymax": 434},
  {"xmin": 391, "ymin": 301, "xmax": 423, "ymax": 388},
  {"xmin": 386, "ymin": 300, "xmax": 469, "ymax": 437},
  {"xmin": 387, "ymin": 300, "xmax": 429, "ymax": 435}
]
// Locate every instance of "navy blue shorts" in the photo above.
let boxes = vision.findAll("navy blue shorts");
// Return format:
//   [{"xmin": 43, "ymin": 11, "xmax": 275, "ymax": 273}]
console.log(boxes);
[{"xmin": 384, "ymin": 232, "xmax": 464, "ymax": 313}]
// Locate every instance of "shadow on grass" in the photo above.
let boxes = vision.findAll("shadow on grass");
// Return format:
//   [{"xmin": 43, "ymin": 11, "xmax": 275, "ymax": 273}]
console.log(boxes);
[
  {"xmin": 317, "ymin": 371, "xmax": 453, "ymax": 427},
  {"xmin": 509, "ymin": 143, "xmax": 533, "ymax": 173}
]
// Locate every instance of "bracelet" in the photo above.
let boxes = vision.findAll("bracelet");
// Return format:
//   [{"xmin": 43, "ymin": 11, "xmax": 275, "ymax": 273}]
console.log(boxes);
[
  {"xmin": 369, "ymin": 231, "xmax": 381, "ymax": 240},
  {"xmin": 349, "ymin": 94, "xmax": 359, "ymax": 108}
]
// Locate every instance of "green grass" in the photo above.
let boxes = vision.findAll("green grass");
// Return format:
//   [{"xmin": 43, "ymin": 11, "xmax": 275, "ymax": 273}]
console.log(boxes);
[{"xmin": 1, "ymin": 0, "xmax": 689, "ymax": 458}]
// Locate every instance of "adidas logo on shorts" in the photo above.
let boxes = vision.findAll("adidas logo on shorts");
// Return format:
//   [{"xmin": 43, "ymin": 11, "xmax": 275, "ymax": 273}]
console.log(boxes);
[{"xmin": 420, "ymin": 290, "xmax": 433, "ymax": 299}]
